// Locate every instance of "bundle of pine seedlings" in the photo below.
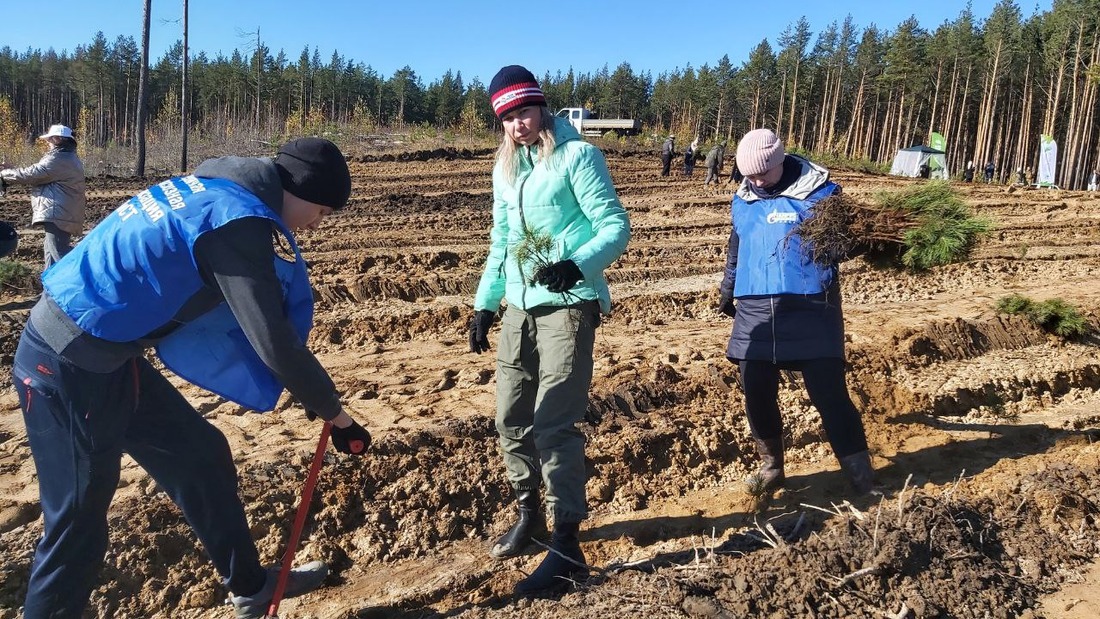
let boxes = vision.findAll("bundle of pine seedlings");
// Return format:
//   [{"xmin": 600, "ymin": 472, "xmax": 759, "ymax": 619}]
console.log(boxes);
[
  {"xmin": 995, "ymin": 294, "xmax": 1091, "ymax": 339},
  {"xmin": 795, "ymin": 181, "xmax": 992, "ymax": 270}
]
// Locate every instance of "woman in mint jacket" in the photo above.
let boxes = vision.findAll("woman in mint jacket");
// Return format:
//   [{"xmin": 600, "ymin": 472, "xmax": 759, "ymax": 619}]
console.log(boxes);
[{"xmin": 469, "ymin": 65, "xmax": 630, "ymax": 594}]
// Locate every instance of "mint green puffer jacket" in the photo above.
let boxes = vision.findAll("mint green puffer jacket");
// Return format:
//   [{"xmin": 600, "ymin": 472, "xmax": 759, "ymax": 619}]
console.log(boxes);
[{"xmin": 474, "ymin": 117, "xmax": 630, "ymax": 314}]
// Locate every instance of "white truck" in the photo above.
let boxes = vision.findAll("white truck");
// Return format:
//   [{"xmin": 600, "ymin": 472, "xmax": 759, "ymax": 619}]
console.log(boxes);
[{"xmin": 556, "ymin": 107, "xmax": 641, "ymax": 137}]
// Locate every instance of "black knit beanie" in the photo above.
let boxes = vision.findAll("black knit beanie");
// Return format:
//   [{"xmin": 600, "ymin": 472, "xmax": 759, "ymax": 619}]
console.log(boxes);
[
  {"xmin": 488, "ymin": 65, "xmax": 546, "ymax": 120},
  {"xmin": 274, "ymin": 138, "xmax": 352, "ymax": 209}
]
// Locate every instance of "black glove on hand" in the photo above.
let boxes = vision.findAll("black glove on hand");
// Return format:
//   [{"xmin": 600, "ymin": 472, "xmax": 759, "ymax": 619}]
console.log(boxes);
[
  {"xmin": 718, "ymin": 298, "xmax": 736, "ymax": 318},
  {"xmin": 332, "ymin": 420, "xmax": 371, "ymax": 455},
  {"xmin": 469, "ymin": 309, "xmax": 496, "ymax": 354},
  {"xmin": 717, "ymin": 287, "xmax": 736, "ymax": 318},
  {"xmin": 536, "ymin": 260, "xmax": 584, "ymax": 293}
]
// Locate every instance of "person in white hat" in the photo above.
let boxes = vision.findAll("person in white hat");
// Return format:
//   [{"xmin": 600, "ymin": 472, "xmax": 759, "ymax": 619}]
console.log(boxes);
[{"xmin": 0, "ymin": 124, "xmax": 87, "ymax": 270}]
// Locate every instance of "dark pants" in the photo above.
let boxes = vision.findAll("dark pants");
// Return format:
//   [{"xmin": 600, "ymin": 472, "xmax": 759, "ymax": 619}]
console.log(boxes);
[
  {"xmin": 41, "ymin": 221, "xmax": 73, "ymax": 272},
  {"xmin": 13, "ymin": 323, "xmax": 266, "ymax": 619},
  {"xmin": 739, "ymin": 357, "xmax": 868, "ymax": 458},
  {"xmin": 660, "ymin": 154, "xmax": 672, "ymax": 176},
  {"xmin": 704, "ymin": 166, "xmax": 720, "ymax": 185}
]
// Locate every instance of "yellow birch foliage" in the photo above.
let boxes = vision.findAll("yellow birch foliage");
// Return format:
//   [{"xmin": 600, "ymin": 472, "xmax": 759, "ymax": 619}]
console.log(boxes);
[
  {"xmin": 0, "ymin": 96, "xmax": 26, "ymax": 163},
  {"xmin": 74, "ymin": 106, "xmax": 94, "ymax": 159}
]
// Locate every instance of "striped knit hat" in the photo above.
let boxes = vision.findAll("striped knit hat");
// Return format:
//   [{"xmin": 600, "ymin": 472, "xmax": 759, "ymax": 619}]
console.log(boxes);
[
  {"xmin": 736, "ymin": 129, "xmax": 786, "ymax": 176},
  {"xmin": 489, "ymin": 65, "xmax": 546, "ymax": 120}
]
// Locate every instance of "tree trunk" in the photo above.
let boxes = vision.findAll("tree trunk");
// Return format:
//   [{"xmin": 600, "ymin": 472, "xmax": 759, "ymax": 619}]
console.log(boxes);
[
  {"xmin": 134, "ymin": 0, "xmax": 151, "ymax": 177},
  {"xmin": 181, "ymin": 0, "xmax": 189, "ymax": 172}
]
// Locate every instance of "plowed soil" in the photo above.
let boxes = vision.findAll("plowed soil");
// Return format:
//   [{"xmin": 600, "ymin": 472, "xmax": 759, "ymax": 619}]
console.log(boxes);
[{"xmin": 1, "ymin": 152, "xmax": 1099, "ymax": 619}]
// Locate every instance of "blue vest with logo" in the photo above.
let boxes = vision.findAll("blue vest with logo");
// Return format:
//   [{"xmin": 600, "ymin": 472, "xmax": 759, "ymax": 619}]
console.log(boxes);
[
  {"xmin": 731, "ymin": 182, "xmax": 839, "ymax": 297},
  {"xmin": 43, "ymin": 176, "xmax": 313, "ymax": 411}
]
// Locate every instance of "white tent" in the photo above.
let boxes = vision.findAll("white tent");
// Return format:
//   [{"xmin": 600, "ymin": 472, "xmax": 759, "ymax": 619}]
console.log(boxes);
[{"xmin": 889, "ymin": 145, "xmax": 948, "ymax": 179}]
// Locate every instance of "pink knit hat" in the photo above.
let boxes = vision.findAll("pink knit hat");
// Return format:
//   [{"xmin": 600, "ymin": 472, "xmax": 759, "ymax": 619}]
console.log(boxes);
[{"xmin": 736, "ymin": 129, "xmax": 785, "ymax": 176}]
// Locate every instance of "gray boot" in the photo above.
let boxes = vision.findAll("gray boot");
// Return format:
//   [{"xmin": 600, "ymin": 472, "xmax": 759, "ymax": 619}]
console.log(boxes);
[
  {"xmin": 490, "ymin": 489, "xmax": 547, "ymax": 559},
  {"xmin": 838, "ymin": 450, "xmax": 875, "ymax": 495},
  {"xmin": 750, "ymin": 437, "xmax": 785, "ymax": 491},
  {"xmin": 230, "ymin": 561, "xmax": 329, "ymax": 619}
]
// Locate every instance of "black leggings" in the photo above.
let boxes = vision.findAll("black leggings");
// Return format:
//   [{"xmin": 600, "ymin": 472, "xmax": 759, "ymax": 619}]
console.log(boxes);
[{"xmin": 739, "ymin": 357, "xmax": 868, "ymax": 458}]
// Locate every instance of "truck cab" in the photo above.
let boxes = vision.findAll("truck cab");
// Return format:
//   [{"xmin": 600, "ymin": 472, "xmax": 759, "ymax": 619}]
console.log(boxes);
[
  {"xmin": 555, "ymin": 107, "xmax": 641, "ymax": 137},
  {"xmin": 557, "ymin": 107, "xmax": 592, "ymax": 133}
]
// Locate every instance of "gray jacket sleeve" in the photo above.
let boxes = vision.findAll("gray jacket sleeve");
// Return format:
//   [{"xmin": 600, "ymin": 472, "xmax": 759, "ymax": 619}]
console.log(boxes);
[
  {"xmin": 1, "ymin": 152, "xmax": 60, "ymax": 184},
  {"xmin": 193, "ymin": 217, "xmax": 343, "ymax": 419}
]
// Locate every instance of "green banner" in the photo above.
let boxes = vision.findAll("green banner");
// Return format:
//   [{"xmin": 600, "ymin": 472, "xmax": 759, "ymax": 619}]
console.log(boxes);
[{"xmin": 929, "ymin": 132, "xmax": 946, "ymax": 152}]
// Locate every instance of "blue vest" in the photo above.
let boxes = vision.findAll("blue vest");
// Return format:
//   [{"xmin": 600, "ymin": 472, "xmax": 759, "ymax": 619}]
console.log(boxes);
[
  {"xmin": 43, "ymin": 176, "xmax": 313, "ymax": 411},
  {"xmin": 731, "ymin": 182, "xmax": 838, "ymax": 297}
]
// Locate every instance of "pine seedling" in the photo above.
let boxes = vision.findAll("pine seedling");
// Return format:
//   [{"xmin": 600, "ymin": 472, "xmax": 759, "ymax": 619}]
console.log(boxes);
[
  {"xmin": 512, "ymin": 222, "xmax": 556, "ymax": 286},
  {"xmin": 1030, "ymin": 298, "xmax": 1090, "ymax": 338},
  {"xmin": 882, "ymin": 182, "xmax": 992, "ymax": 270},
  {"xmin": 0, "ymin": 260, "xmax": 37, "ymax": 293},
  {"xmin": 745, "ymin": 472, "xmax": 772, "ymax": 513},
  {"xmin": 995, "ymin": 294, "xmax": 1033, "ymax": 315},
  {"xmin": 994, "ymin": 294, "xmax": 1091, "ymax": 339}
]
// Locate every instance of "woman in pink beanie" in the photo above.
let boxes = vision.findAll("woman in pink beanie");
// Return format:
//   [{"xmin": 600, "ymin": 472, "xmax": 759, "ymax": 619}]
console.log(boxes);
[{"xmin": 718, "ymin": 128, "xmax": 875, "ymax": 496}]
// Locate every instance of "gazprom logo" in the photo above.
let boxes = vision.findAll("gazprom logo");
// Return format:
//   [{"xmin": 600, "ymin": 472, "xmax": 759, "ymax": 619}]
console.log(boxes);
[{"xmin": 766, "ymin": 209, "xmax": 798, "ymax": 224}]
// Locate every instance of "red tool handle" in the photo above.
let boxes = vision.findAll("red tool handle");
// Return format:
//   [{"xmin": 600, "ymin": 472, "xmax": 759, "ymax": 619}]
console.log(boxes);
[{"xmin": 266, "ymin": 421, "xmax": 332, "ymax": 619}]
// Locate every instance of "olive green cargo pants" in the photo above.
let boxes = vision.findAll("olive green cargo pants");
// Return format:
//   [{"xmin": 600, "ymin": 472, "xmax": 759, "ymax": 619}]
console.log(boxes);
[{"xmin": 495, "ymin": 301, "xmax": 599, "ymax": 524}]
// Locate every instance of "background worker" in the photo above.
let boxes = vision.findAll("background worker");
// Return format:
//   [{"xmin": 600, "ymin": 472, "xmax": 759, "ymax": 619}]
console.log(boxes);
[
  {"xmin": 0, "ymin": 124, "xmax": 86, "ymax": 271},
  {"xmin": 11, "ymin": 137, "xmax": 371, "ymax": 619},
  {"xmin": 704, "ymin": 142, "xmax": 725, "ymax": 185},
  {"xmin": 683, "ymin": 138, "xmax": 697, "ymax": 176},
  {"xmin": 727, "ymin": 156, "xmax": 743, "ymax": 185},
  {"xmin": 660, "ymin": 134, "xmax": 676, "ymax": 176}
]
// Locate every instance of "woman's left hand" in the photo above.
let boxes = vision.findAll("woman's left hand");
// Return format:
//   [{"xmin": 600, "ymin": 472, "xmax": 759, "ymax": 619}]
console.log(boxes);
[{"xmin": 536, "ymin": 260, "xmax": 583, "ymax": 293}]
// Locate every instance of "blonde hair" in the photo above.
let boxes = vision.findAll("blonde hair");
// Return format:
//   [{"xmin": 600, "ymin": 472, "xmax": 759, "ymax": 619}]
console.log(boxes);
[{"xmin": 495, "ymin": 106, "xmax": 557, "ymax": 186}]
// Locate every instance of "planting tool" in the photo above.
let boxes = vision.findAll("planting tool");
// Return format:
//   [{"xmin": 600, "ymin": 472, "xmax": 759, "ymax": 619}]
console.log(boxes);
[{"xmin": 265, "ymin": 420, "xmax": 332, "ymax": 619}]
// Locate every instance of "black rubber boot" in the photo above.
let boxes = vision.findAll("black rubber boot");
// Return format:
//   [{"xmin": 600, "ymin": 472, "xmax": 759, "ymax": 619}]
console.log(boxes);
[
  {"xmin": 514, "ymin": 522, "xmax": 589, "ymax": 595},
  {"xmin": 490, "ymin": 489, "xmax": 546, "ymax": 559},
  {"xmin": 751, "ymin": 437, "xmax": 785, "ymax": 491},
  {"xmin": 838, "ymin": 450, "xmax": 876, "ymax": 495}
]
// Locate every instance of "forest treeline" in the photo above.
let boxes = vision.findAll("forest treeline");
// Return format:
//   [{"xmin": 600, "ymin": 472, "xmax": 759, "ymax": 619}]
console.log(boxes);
[{"xmin": 2, "ymin": 0, "xmax": 1100, "ymax": 187}]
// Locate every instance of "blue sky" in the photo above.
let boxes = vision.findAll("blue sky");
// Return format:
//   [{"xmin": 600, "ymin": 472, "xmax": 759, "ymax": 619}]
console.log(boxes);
[{"xmin": 2, "ymin": 0, "xmax": 1053, "ymax": 85}]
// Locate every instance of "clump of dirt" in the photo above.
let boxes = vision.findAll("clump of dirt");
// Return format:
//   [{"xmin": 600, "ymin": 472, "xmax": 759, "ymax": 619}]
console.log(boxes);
[
  {"xmin": 357, "ymin": 191, "xmax": 488, "ymax": 213},
  {"xmin": 356, "ymin": 148, "xmax": 494, "ymax": 163},
  {"xmin": 460, "ymin": 464, "xmax": 1100, "ymax": 619}
]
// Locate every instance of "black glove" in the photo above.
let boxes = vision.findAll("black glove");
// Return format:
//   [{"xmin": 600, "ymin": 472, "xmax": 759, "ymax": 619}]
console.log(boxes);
[
  {"xmin": 717, "ymin": 288, "xmax": 736, "ymax": 318},
  {"xmin": 536, "ymin": 260, "xmax": 583, "ymax": 293},
  {"xmin": 469, "ymin": 309, "xmax": 496, "ymax": 354},
  {"xmin": 331, "ymin": 420, "xmax": 371, "ymax": 455}
]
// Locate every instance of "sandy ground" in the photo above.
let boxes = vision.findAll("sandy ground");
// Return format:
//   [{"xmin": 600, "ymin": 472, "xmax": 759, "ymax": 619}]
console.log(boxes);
[{"xmin": 0, "ymin": 149, "xmax": 1099, "ymax": 618}]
